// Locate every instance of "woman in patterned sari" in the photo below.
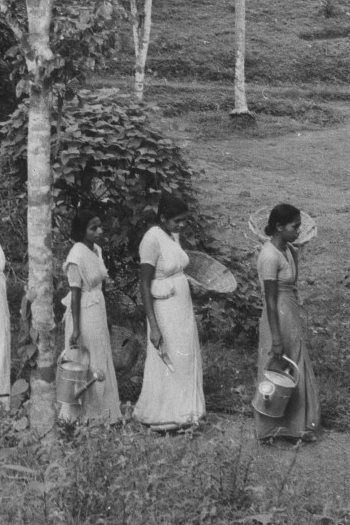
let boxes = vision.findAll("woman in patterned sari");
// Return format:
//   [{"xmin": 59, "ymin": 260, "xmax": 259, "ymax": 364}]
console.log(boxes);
[{"xmin": 254, "ymin": 204, "xmax": 320, "ymax": 442}]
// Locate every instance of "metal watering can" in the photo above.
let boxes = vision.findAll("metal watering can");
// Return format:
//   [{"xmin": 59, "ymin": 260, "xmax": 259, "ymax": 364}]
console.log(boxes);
[
  {"xmin": 56, "ymin": 347, "xmax": 105, "ymax": 422},
  {"xmin": 252, "ymin": 355, "xmax": 299, "ymax": 418}
]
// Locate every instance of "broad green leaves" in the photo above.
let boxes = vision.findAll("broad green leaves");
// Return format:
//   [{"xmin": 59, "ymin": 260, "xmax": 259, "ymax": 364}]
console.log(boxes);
[{"xmin": 0, "ymin": 88, "xmax": 198, "ymax": 297}]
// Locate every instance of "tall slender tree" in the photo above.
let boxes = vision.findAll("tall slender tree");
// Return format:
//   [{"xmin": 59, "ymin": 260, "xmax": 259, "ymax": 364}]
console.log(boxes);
[
  {"xmin": 229, "ymin": 0, "xmax": 252, "ymax": 118},
  {"xmin": 130, "ymin": 0, "xmax": 153, "ymax": 101},
  {"xmin": 26, "ymin": 0, "xmax": 55, "ymax": 439},
  {"xmin": 0, "ymin": 0, "xmax": 56, "ymax": 439}
]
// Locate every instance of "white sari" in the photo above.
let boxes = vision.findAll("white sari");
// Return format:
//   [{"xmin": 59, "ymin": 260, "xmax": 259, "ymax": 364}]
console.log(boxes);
[
  {"xmin": 0, "ymin": 245, "xmax": 10, "ymax": 410},
  {"xmin": 62, "ymin": 242, "xmax": 121, "ymax": 423},
  {"xmin": 134, "ymin": 227, "xmax": 206, "ymax": 429}
]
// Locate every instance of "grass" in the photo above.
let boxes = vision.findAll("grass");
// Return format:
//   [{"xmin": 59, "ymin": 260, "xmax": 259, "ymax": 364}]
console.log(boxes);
[
  {"xmin": 112, "ymin": 0, "xmax": 350, "ymax": 84},
  {"xmin": 87, "ymin": 77, "xmax": 350, "ymax": 140},
  {"xmin": 1, "ymin": 412, "xmax": 350, "ymax": 524},
  {"xmin": 0, "ymin": 415, "xmax": 255, "ymax": 524}
]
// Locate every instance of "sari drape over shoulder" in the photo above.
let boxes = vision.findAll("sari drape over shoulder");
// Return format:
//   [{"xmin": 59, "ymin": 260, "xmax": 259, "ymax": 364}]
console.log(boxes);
[{"xmin": 254, "ymin": 241, "xmax": 320, "ymax": 439}]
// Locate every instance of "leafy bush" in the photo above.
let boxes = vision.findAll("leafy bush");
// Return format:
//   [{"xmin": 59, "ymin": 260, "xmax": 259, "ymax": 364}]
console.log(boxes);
[
  {"xmin": 1, "ymin": 88, "xmax": 261, "ymax": 345},
  {"xmin": 1, "ymin": 0, "xmax": 127, "ymax": 98},
  {"xmin": 1, "ymin": 87, "xmax": 196, "ymax": 260}
]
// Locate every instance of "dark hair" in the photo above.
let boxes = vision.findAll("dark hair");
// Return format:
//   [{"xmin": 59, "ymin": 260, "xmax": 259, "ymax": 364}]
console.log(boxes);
[
  {"xmin": 71, "ymin": 209, "xmax": 100, "ymax": 242},
  {"xmin": 157, "ymin": 192, "xmax": 188, "ymax": 221},
  {"xmin": 265, "ymin": 204, "xmax": 300, "ymax": 236}
]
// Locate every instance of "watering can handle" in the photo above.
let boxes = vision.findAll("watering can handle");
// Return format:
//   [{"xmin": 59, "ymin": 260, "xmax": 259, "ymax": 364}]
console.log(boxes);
[
  {"xmin": 282, "ymin": 355, "xmax": 300, "ymax": 386},
  {"xmin": 57, "ymin": 345, "xmax": 79, "ymax": 365},
  {"xmin": 74, "ymin": 369, "xmax": 105, "ymax": 400}
]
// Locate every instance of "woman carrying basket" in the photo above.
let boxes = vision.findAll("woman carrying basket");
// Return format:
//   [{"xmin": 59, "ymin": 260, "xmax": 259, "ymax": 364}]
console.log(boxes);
[
  {"xmin": 253, "ymin": 204, "xmax": 320, "ymax": 442},
  {"xmin": 133, "ymin": 193, "xmax": 206, "ymax": 431}
]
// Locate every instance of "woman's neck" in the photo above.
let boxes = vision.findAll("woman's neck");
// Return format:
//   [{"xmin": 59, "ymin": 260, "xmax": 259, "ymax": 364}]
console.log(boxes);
[
  {"xmin": 271, "ymin": 235, "xmax": 287, "ymax": 252},
  {"xmin": 81, "ymin": 240, "xmax": 94, "ymax": 251},
  {"xmin": 158, "ymin": 224, "xmax": 175, "ymax": 240}
]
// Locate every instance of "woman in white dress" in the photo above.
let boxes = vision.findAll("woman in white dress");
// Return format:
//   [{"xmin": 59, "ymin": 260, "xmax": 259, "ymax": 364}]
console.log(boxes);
[
  {"xmin": 134, "ymin": 193, "xmax": 206, "ymax": 430},
  {"xmin": 0, "ymin": 244, "xmax": 10, "ymax": 411},
  {"xmin": 62, "ymin": 210, "xmax": 121, "ymax": 424}
]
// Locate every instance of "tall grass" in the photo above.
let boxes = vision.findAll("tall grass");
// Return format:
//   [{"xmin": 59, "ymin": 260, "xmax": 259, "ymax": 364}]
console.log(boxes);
[{"xmin": 0, "ymin": 418, "xmax": 257, "ymax": 524}]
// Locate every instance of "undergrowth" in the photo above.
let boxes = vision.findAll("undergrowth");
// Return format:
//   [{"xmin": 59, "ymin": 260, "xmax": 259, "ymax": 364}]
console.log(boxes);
[
  {"xmin": 1, "ymin": 415, "xmax": 349, "ymax": 524},
  {"xmin": 0, "ymin": 418, "xmax": 257, "ymax": 524}
]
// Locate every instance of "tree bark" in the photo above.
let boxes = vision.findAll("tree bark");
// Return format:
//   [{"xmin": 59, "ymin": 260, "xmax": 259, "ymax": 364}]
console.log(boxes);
[
  {"xmin": 130, "ymin": 0, "xmax": 152, "ymax": 102},
  {"xmin": 26, "ymin": 0, "xmax": 56, "ymax": 440},
  {"xmin": 230, "ymin": 0, "xmax": 250, "ymax": 116}
]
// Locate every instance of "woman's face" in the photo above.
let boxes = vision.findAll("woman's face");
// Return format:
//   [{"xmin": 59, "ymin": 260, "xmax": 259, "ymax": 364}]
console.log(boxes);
[
  {"xmin": 83, "ymin": 216, "xmax": 103, "ymax": 244},
  {"xmin": 164, "ymin": 212, "xmax": 188, "ymax": 234},
  {"xmin": 279, "ymin": 215, "xmax": 301, "ymax": 243}
]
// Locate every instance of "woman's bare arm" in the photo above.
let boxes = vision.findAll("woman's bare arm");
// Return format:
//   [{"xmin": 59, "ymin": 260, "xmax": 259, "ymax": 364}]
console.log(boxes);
[
  {"xmin": 140, "ymin": 263, "xmax": 162, "ymax": 349},
  {"xmin": 70, "ymin": 287, "xmax": 81, "ymax": 345},
  {"xmin": 264, "ymin": 280, "xmax": 283, "ymax": 358}
]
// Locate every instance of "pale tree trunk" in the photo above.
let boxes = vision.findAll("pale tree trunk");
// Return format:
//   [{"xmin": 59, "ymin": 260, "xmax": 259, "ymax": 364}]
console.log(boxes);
[
  {"xmin": 230, "ymin": 0, "xmax": 251, "ymax": 116},
  {"xmin": 0, "ymin": 0, "xmax": 56, "ymax": 440},
  {"xmin": 130, "ymin": 0, "xmax": 152, "ymax": 101},
  {"xmin": 26, "ymin": 0, "xmax": 56, "ymax": 440}
]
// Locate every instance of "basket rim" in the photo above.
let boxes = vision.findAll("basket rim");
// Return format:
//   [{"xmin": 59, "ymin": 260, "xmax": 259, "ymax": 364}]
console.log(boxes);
[
  {"xmin": 185, "ymin": 250, "xmax": 237, "ymax": 293},
  {"xmin": 248, "ymin": 207, "xmax": 317, "ymax": 245}
]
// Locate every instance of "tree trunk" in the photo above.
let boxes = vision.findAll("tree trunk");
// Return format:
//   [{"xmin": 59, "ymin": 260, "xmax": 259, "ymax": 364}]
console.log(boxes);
[
  {"xmin": 230, "ymin": 0, "xmax": 250, "ymax": 116},
  {"xmin": 130, "ymin": 0, "xmax": 152, "ymax": 102},
  {"xmin": 26, "ymin": 0, "xmax": 56, "ymax": 440}
]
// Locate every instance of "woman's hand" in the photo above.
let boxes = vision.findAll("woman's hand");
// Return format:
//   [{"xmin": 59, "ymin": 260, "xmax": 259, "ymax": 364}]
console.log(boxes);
[
  {"xmin": 150, "ymin": 325, "xmax": 163, "ymax": 351},
  {"xmin": 69, "ymin": 328, "xmax": 80, "ymax": 347},
  {"xmin": 266, "ymin": 342, "xmax": 285, "ymax": 371}
]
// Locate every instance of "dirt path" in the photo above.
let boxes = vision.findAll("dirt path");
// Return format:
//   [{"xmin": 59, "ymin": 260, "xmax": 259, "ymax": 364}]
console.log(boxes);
[
  {"xmin": 164, "ymin": 104, "xmax": 350, "ymax": 327},
  {"xmin": 164, "ymin": 108, "xmax": 350, "ymax": 520}
]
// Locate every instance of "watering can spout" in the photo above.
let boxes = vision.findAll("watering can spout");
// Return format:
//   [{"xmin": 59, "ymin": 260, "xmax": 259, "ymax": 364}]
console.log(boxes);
[{"xmin": 74, "ymin": 369, "xmax": 105, "ymax": 400}]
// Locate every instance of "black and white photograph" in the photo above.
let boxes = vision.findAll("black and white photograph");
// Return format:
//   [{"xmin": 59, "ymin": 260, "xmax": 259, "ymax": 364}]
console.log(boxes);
[{"xmin": 0, "ymin": 1, "xmax": 349, "ymax": 523}]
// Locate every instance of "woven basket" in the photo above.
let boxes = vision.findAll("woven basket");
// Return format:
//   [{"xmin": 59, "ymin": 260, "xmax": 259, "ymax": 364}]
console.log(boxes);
[
  {"xmin": 248, "ymin": 207, "xmax": 317, "ymax": 246},
  {"xmin": 185, "ymin": 251, "xmax": 237, "ymax": 293}
]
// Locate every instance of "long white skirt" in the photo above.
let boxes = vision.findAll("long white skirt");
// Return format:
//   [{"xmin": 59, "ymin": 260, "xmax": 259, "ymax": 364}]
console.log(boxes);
[
  {"xmin": 0, "ymin": 273, "xmax": 11, "ymax": 410},
  {"xmin": 134, "ymin": 273, "xmax": 205, "ymax": 429},
  {"xmin": 63, "ymin": 289, "xmax": 121, "ymax": 424}
]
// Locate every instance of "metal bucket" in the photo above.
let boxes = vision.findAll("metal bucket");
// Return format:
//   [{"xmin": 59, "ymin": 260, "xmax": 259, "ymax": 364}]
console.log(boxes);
[{"xmin": 252, "ymin": 355, "xmax": 299, "ymax": 418}]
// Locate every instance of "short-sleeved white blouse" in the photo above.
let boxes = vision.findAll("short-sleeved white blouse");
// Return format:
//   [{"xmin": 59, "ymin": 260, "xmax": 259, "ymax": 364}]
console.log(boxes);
[
  {"xmin": 139, "ymin": 226, "xmax": 189, "ymax": 279},
  {"xmin": 257, "ymin": 241, "xmax": 296, "ymax": 286}
]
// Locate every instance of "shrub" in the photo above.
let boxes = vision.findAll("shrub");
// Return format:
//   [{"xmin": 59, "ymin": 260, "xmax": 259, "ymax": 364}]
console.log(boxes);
[
  {"xmin": 0, "ymin": 420, "xmax": 255, "ymax": 524},
  {"xmin": 0, "ymin": 89, "xmax": 198, "ymax": 273},
  {"xmin": 1, "ymin": 88, "xmax": 262, "ymax": 348}
]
